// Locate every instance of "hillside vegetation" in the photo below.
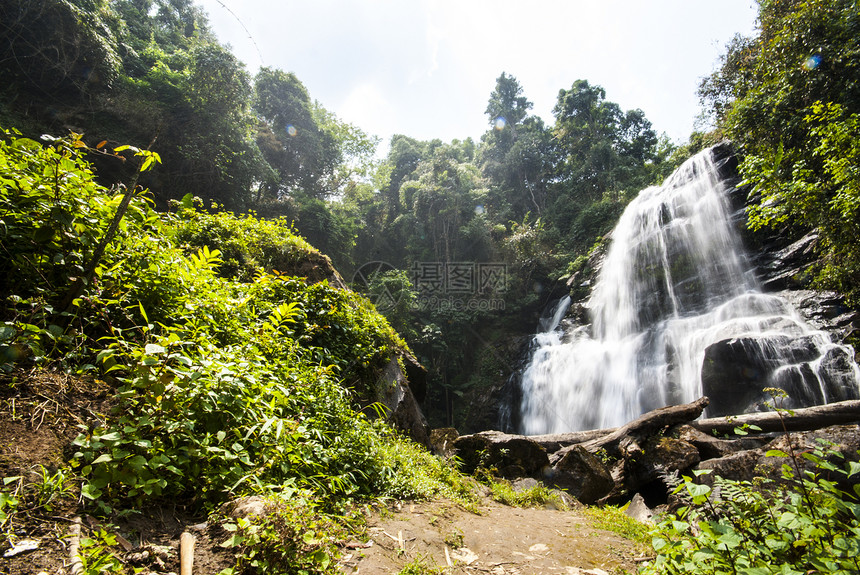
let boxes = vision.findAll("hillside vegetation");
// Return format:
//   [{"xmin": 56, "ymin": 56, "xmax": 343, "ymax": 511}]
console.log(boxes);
[
  {"xmin": 0, "ymin": 0, "xmax": 691, "ymax": 429},
  {"xmin": 2, "ymin": 0, "xmax": 860, "ymax": 572},
  {"xmin": 0, "ymin": 128, "xmax": 476, "ymax": 572}
]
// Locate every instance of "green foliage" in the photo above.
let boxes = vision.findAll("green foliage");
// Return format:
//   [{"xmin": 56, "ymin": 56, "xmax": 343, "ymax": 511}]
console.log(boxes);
[
  {"xmin": 170, "ymin": 204, "xmax": 319, "ymax": 281},
  {"xmin": 0, "ymin": 476, "xmax": 22, "ymax": 545},
  {"xmin": 396, "ymin": 555, "xmax": 448, "ymax": 575},
  {"xmin": 744, "ymin": 101, "xmax": 860, "ymax": 301},
  {"xmin": 488, "ymin": 479, "xmax": 567, "ymax": 510},
  {"xmin": 364, "ymin": 270, "xmax": 420, "ymax": 341},
  {"xmin": 703, "ymin": 0, "xmax": 860, "ymax": 304},
  {"xmin": 371, "ymin": 438, "xmax": 478, "ymax": 508},
  {"xmin": 0, "ymin": 0, "xmax": 123, "ymax": 99},
  {"xmin": 583, "ymin": 505, "xmax": 651, "ymax": 546},
  {"xmin": 220, "ymin": 491, "xmax": 346, "ymax": 575},
  {"xmin": 0, "ymin": 129, "xmax": 478, "ymax": 575},
  {"xmin": 79, "ymin": 527, "xmax": 125, "ymax": 575},
  {"xmin": 0, "ymin": 466, "xmax": 76, "ymax": 549},
  {"xmin": 1, "ymin": 0, "xmax": 673, "ymax": 435},
  {"xmin": 642, "ymin": 444, "xmax": 860, "ymax": 574}
]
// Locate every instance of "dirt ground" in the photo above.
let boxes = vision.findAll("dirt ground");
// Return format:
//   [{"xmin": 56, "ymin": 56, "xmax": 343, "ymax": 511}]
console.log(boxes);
[
  {"xmin": 0, "ymin": 369, "xmax": 647, "ymax": 575},
  {"xmin": 344, "ymin": 499, "xmax": 646, "ymax": 575}
]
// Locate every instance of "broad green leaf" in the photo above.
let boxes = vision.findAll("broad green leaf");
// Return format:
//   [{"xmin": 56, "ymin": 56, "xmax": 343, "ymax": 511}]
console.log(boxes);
[
  {"xmin": 92, "ymin": 453, "xmax": 113, "ymax": 464},
  {"xmin": 145, "ymin": 343, "xmax": 166, "ymax": 355}
]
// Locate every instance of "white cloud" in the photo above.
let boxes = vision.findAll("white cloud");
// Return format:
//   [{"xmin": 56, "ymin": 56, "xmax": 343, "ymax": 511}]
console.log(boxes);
[
  {"xmin": 197, "ymin": 0, "xmax": 758, "ymax": 145},
  {"xmin": 338, "ymin": 83, "xmax": 396, "ymax": 138}
]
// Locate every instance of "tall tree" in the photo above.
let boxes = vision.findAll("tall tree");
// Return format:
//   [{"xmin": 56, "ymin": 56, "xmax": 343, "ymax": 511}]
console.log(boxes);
[
  {"xmin": 253, "ymin": 67, "xmax": 339, "ymax": 202},
  {"xmin": 478, "ymin": 73, "xmax": 552, "ymax": 221},
  {"xmin": 0, "ymin": 0, "xmax": 123, "ymax": 102},
  {"xmin": 702, "ymin": 0, "xmax": 860, "ymax": 301}
]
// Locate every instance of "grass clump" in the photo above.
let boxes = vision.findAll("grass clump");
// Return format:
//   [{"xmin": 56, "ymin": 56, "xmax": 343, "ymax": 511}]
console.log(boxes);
[
  {"xmin": 583, "ymin": 505, "xmax": 651, "ymax": 546},
  {"xmin": 488, "ymin": 479, "xmax": 568, "ymax": 510}
]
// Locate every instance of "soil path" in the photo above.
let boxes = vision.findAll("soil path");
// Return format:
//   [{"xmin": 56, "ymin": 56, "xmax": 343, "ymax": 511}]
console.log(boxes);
[
  {"xmin": 0, "ymin": 371, "xmax": 647, "ymax": 575},
  {"xmin": 342, "ymin": 499, "xmax": 645, "ymax": 575}
]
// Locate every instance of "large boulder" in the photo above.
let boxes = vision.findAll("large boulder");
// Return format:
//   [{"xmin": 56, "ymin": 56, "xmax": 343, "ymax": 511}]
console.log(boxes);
[
  {"xmin": 700, "ymin": 335, "xmax": 858, "ymax": 417},
  {"xmin": 545, "ymin": 445, "xmax": 614, "ymax": 504},
  {"xmin": 695, "ymin": 424, "xmax": 860, "ymax": 488},
  {"xmin": 376, "ymin": 353, "xmax": 430, "ymax": 446},
  {"xmin": 695, "ymin": 450, "xmax": 766, "ymax": 486},
  {"xmin": 453, "ymin": 431, "xmax": 549, "ymax": 478}
]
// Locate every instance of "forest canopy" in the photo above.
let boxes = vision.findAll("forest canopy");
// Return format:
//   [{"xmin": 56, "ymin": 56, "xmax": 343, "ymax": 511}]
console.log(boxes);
[{"xmin": 2, "ymin": 0, "xmax": 858, "ymax": 429}]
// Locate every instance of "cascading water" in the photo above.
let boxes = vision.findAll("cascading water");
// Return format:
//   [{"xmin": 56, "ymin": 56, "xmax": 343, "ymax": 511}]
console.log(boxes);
[{"xmin": 519, "ymin": 147, "xmax": 860, "ymax": 434}]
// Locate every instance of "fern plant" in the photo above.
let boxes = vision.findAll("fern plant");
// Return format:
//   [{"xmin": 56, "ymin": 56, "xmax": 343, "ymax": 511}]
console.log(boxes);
[{"xmin": 644, "ymin": 441, "xmax": 860, "ymax": 574}]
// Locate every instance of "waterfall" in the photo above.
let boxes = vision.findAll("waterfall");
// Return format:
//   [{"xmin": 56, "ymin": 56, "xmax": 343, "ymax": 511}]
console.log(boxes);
[{"xmin": 519, "ymin": 147, "xmax": 860, "ymax": 434}]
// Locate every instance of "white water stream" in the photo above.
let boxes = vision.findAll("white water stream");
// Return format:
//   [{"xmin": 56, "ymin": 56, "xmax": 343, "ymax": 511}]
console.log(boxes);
[{"xmin": 520, "ymin": 148, "xmax": 860, "ymax": 434}]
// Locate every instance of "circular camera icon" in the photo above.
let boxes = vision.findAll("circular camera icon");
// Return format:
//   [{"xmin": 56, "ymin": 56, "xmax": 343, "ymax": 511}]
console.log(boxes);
[{"xmin": 351, "ymin": 261, "xmax": 402, "ymax": 310}]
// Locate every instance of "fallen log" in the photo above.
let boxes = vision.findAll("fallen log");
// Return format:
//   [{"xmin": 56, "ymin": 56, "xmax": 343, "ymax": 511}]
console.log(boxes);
[
  {"xmin": 180, "ymin": 532, "xmax": 195, "ymax": 575},
  {"xmin": 68, "ymin": 517, "xmax": 83, "ymax": 575},
  {"xmin": 580, "ymin": 396, "xmax": 710, "ymax": 456},
  {"xmin": 528, "ymin": 428, "xmax": 618, "ymax": 452},
  {"xmin": 692, "ymin": 399, "xmax": 860, "ymax": 435}
]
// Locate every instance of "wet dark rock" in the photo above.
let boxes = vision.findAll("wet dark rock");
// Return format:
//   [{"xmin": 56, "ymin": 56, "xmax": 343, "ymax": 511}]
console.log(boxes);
[
  {"xmin": 700, "ymin": 334, "xmax": 857, "ymax": 417},
  {"xmin": 429, "ymin": 427, "xmax": 459, "ymax": 458},
  {"xmin": 460, "ymin": 334, "xmax": 534, "ymax": 435},
  {"xmin": 777, "ymin": 289, "xmax": 860, "ymax": 344},
  {"xmin": 754, "ymin": 232, "xmax": 820, "ymax": 291},
  {"xmin": 676, "ymin": 424, "xmax": 771, "ymax": 460},
  {"xmin": 453, "ymin": 431, "xmax": 549, "ymax": 478},
  {"xmin": 546, "ymin": 445, "xmax": 614, "ymax": 504}
]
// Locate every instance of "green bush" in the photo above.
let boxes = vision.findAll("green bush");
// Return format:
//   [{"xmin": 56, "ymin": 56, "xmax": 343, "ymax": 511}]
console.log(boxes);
[
  {"xmin": 0, "ymin": 129, "xmax": 475, "ymax": 569},
  {"xmin": 642, "ymin": 441, "xmax": 860, "ymax": 574},
  {"xmin": 170, "ymin": 206, "xmax": 320, "ymax": 282}
]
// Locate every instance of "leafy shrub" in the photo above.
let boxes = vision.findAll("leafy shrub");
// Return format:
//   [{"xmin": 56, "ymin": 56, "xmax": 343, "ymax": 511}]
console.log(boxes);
[
  {"xmin": 488, "ymin": 479, "xmax": 567, "ymax": 510},
  {"xmin": 170, "ymin": 205, "xmax": 320, "ymax": 282},
  {"xmin": 0, "ymin": 129, "xmax": 476, "ymax": 561},
  {"xmin": 220, "ymin": 489, "xmax": 348, "ymax": 575},
  {"xmin": 642, "ymin": 442, "xmax": 860, "ymax": 574}
]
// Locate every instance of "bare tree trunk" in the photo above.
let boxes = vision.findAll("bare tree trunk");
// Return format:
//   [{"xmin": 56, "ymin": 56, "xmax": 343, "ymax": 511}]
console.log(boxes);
[{"xmin": 692, "ymin": 400, "xmax": 860, "ymax": 435}]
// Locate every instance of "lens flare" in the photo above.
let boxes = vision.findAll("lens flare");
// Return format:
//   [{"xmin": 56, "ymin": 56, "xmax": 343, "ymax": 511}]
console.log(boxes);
[
  {"xmin": 286, "ymin": 124, "xmax": 297, "ymax": 137},
  {"xmin": 494, "ymin": 117, "xmax": 506, "ymax": 131},
  {"xmin": 802, "ymin": 54, "xmax": 821, "ymax": 71}
]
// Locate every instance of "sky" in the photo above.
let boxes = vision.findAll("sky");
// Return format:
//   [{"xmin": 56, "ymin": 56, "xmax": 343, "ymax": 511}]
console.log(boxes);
[{"xmin": 196, "ymin": 0, "xmax": 759, "ymax": 150}]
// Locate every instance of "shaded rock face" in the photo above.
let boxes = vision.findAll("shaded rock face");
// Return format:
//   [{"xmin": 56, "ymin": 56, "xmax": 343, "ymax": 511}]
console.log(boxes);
[
  {"xmin": 701, "ymin": 335, "xmax": 860, "ymax": 417},
  {"xmin": 429, "ymin": 427, "xmax": 459, "ymax": 458},
  {"xmin": 452, "ymin": 431, "xmax": 549, "ymax": 478},
  {"xmin": 377, "ymin": 353, "xmax": 430, "ymax": 446},
  {"xmin": 777, "ymin": 289, "xmax": 860, "ymax": 345},
  {"xmin": 546, "ymin": 446, "xmax": 614, "ymax": 505}
]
